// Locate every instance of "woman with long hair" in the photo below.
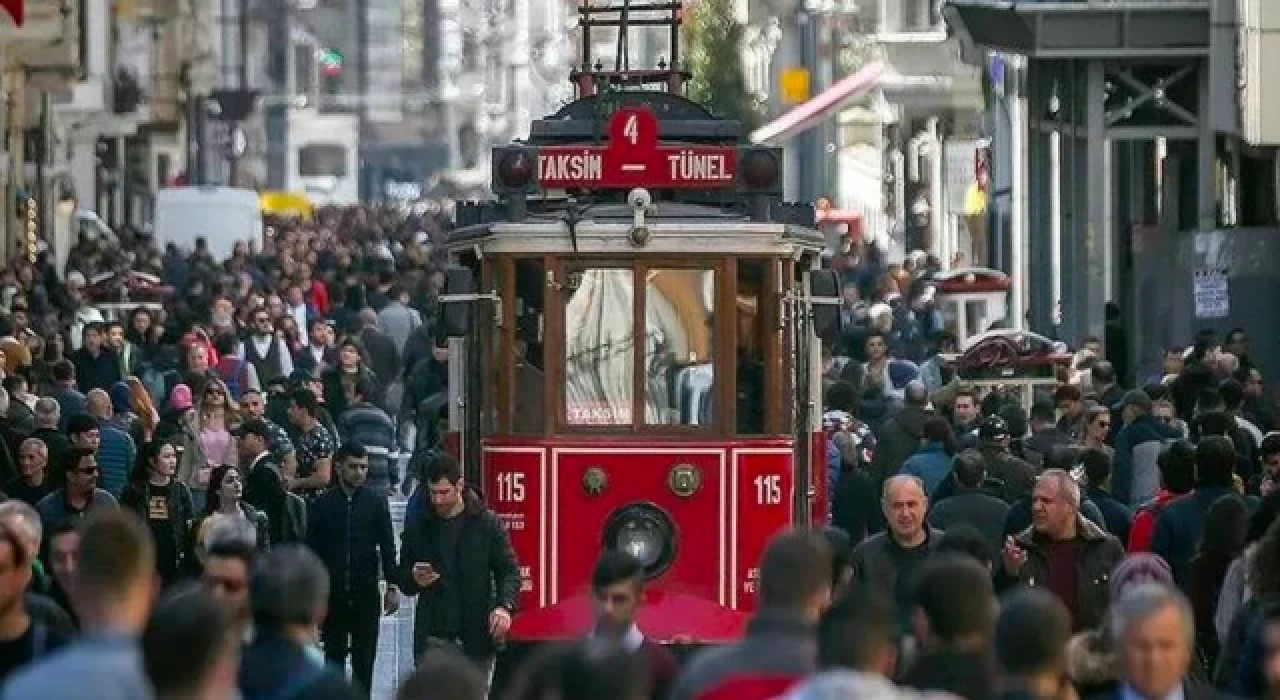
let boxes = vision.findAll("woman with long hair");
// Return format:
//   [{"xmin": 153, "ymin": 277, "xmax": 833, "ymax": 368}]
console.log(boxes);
[
  {"xmin": 191, "ymin": 464, "xmax": 269, "ymax": 564},
  {"xmin": 177, "ymin": 378, "xmax": 239, "ymax": 512},
  {"xmin": 1190, "ymin": 495, "xmax": 1249, "ymax": 672},
  {"xmin": 119, "ymin": 440, "xmax": 195, "ymax": 585}
]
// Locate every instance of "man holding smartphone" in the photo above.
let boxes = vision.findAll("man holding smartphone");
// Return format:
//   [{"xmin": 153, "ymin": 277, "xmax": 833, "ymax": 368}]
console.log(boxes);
[{"xmin": 396, "ymin": 452, "xmax": 520, "ymax": 684}]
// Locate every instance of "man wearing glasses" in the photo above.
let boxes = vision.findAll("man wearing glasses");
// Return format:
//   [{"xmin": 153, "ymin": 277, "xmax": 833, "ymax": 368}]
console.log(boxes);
[{"xmin": 33, "ymin": 448, "xmax": 117, "ymax": 539}]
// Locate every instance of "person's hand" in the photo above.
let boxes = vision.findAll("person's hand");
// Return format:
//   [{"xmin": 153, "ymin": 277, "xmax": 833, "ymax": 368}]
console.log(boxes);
[
  {"xmin": 383, "ymin": 586, "xmax": 401, "ymax": 615},
  {"xmin": 489, "ymin": 607, "xmax": 512, "ymax": 639},
  {"xmin": 1234, "ymin": 473, "xmax": 1246, "ymax": 495},
  {"xmin": 411, "ymin": 562, "xmax": 439, "ymax": 588},
  {"xmin": 1001, "ymin": 536, "xmax": 1028, "ymax": 576}
]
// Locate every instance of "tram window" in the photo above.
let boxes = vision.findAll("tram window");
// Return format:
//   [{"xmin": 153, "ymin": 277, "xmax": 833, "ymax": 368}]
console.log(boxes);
[
  {"xmin": 564, "ymin": 268, "xmax": 634, "ymax": 426},
  {"xmin": 512, "ymin": 259, "xmax": 545, "ymax": 434},
  {"xmin": 737, "ymin": 260, "xmax": 767, "ymax": 435},
  {"xmin": 644, "ymin": 268, "xmax": 715, "ymax": 427}
]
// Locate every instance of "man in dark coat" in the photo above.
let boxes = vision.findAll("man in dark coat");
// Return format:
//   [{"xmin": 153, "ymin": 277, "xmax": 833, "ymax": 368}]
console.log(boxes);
[
  {"xmin": 869, "ymin": 380, "xmax": 931, "ymax": 523},
  {"xmin": 395, "ymin": 453, "xmax": 520, "ymax": 677},
  {"xmin": 997, "ymin": 469, "xmax": 1125, "ymax": 632}
]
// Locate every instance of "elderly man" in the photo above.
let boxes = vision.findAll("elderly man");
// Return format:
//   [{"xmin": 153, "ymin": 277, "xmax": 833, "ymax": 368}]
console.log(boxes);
[
  {"xmin": 7, "ymin": 439, "xmax": 50, "ymax": 506},
  {"xmin": 851, "ymin": 475, "xmax": 942, "ymax": 616},
  {"xmin": 1090, "ymin": 584, "xmax": 1225, "ymax": 700},
  {"xmin": 998, "ymin": 468, "xmax": 1125, "ymax": 632}
]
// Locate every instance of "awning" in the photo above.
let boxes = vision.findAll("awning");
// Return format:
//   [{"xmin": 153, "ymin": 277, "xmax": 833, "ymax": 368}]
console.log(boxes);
[{"xmin": 750, "ymin": 61, "xmax": 885, "ymax": 145}]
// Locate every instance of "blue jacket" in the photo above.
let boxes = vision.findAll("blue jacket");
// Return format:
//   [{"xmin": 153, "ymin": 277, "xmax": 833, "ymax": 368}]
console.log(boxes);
[
  {"xmin": 1113, "ymin": 415, "xmax": 1180, "ymax": 506},
  {"xmin": 899, "ymin": 443, "xmax": 952, "ymax": 497},
  {"xmin": 1151, "ymin": 486, "xmax": 1239, "ymax": 589},
  {"xmin": 2, "ymin": 632, "xmax": 150, "ymax": 700}
]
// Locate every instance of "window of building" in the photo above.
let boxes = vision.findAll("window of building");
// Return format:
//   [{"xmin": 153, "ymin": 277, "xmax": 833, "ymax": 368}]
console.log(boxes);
[{"xmin": 298, "ymin": 144, "xmax": 348, "ymax": 177}]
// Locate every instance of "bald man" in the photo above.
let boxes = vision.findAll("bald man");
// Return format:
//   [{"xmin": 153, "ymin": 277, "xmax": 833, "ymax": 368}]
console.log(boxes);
[
  {"xmin": 850, "ymin": 475, "xmax": 943, "ymax": 617},
  {"xmin": 83, "ymin": 389, "xmax": 136, "ymax": 498}
]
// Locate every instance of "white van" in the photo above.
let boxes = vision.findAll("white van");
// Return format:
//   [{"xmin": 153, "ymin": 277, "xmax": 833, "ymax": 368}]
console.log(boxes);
[{"xmin": 153, "ymin": 186, "xmax": 263, "ymax": 261}]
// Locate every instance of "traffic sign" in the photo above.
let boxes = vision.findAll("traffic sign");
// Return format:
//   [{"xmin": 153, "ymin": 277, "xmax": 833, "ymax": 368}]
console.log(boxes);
[
  {"xmin": 779, "ymin": 67, "xmax": 810, "ymax": 105},
  {"xmin": 534, "ymin": 107, "xmax": 738, "ymax": 190}
]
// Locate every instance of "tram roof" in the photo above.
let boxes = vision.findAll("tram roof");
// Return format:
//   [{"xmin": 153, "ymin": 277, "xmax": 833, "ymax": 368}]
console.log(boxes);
[{"xmin": 447, "ymin": 202, "xmax": 826, "ymax": 257}]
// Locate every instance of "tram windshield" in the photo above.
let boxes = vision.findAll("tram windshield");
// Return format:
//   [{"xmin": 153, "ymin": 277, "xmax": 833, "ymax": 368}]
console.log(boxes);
[
  {"xmin": 488, "ymin": 255, "xmax": 788, "ymax": 438},
  {"xmin": 562, "ymin": 266, "xmax": 716, "ymax": 427}
]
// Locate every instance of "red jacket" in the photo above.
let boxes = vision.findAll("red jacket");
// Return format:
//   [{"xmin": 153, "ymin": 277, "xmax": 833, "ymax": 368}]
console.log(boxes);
[{"xmin": 1128, "ymin": 488, "xmax": 1186, "ymax": 552}]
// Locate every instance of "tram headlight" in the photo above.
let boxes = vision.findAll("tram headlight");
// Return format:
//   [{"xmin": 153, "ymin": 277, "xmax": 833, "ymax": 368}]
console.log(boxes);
[{"xmin": 603, "ymin": 503, "xmax": 676, "ymax": 579}]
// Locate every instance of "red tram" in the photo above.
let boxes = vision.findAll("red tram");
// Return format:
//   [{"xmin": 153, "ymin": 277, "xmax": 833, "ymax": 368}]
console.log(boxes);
[{"xmin": 436, "ymin": 0, "xmax": 837, "ymax": 647}]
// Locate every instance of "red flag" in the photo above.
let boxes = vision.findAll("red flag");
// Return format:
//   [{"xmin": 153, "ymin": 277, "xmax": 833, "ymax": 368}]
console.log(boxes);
[{"xmin": 0, "ymin": 0, "xmax": 22, "ymax": 26}]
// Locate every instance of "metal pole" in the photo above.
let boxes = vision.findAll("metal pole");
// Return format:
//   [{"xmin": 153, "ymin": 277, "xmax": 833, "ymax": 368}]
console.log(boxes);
[
  {"xmin": 36, "ymin": 92, "xmax": 50, "ymax": 245},
  {"xmin": 356, "ymin": 0, "xmax": 368, "ymax": 200},
  {"xmin": 1049, "ymin": 129, "xmax": 1062, "ymax": 329},
  {"xmin": 1196, "ymin": 58, "xmax": 1215, "ymax": 231},
  {"xmin": 1083, "ymin": 59, "xmax": 1108, "ymax": 343},
  {"xmin": 265, "ymin": 3, "xmax": 289, "ymax": 189},
  {"xmin": 796, "ymin": 9, "xmax": 819, "ymax": 202},
  {"xmin": 927, "ymin": 117, "xmax": 944, "ymax": 258},
  {"xmin": 1009, "ymin": 57, "xmax": 1028, "ymax": 331}
]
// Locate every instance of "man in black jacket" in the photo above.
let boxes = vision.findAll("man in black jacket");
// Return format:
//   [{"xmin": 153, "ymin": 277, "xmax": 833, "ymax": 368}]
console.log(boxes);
[
  {"xmin": 305, "ymin": 442, "xmax": 399, "ymax": 695},
  {"xmin": 396, "ymin": 452, "xmax": 520, "ymax": 680}
]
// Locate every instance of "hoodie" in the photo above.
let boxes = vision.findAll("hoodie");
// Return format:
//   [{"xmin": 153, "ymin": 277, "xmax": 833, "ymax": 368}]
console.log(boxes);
[{"xmin": 1113, "ymin": 414, "xmax": 1181, "ymax": 506}]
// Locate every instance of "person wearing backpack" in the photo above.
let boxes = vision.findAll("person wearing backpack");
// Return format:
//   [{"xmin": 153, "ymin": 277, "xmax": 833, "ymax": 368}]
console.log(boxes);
[
  {"xmin": 1129, "ymin": 440, "xmax": 1196, "ymax": 552},
  {"xmin": 238, "ymin": 546, "xmax": 358, "ymax": 700},
  {"xmin": 214, "ymin": 333, "xmax": 261, "ymax": 403}
]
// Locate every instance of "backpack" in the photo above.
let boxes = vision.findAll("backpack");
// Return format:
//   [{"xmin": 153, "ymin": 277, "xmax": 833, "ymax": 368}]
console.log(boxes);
[{"xmin": 216, "ymin": 356, "xmax": 249, "ymax": 401}]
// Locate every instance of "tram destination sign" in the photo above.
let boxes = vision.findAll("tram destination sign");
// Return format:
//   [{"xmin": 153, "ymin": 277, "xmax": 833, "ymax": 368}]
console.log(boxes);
[{"xmin": 536, "ymin": 106, "xmax": 738, "ymax": 190}]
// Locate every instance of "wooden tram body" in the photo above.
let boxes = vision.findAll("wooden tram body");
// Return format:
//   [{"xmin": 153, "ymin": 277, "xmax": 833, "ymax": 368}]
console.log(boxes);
[{"xmin": 436, "ymin": 0, "xmax": 835, "ymax": 646}]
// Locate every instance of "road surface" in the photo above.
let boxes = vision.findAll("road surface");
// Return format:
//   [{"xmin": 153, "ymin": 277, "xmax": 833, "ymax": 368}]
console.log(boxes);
[{"xmin": 371, "ymin": 496, "xmax": 416, "ymax": 698}]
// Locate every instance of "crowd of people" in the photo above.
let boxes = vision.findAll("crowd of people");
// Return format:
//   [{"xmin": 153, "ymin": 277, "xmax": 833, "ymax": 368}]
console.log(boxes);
[
  {"xmin": 0, "ymin": 202, "xmax": 1276, "ymax": 700},
  {"xmin": 0, "ymin": 205, "xmax": 475, "ymax": 698}
]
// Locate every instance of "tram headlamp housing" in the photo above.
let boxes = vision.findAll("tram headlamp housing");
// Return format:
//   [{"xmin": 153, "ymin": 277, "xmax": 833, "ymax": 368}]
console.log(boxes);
[
  {"xmin": 492, "ymin": 147, "xmax": 537, "ymax": 193},
  {"xmin": 603, "ymin": 503, "xmax": 676, "ymax": 579},
  {"xmin": 738, "ymin": 147, "xmax": 783, "ymax": 195}
]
